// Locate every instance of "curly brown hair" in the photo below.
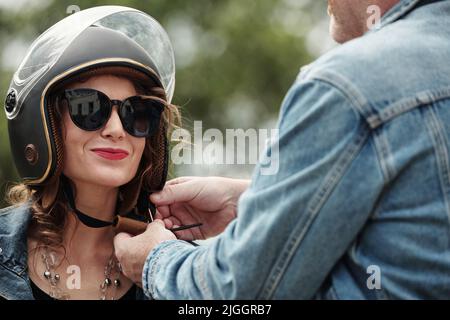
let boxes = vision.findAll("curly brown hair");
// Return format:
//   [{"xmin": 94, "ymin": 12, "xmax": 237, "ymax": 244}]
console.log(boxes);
[{"xmin": 5, "ymin": 73, "xmax": 180, "ymax": 253}]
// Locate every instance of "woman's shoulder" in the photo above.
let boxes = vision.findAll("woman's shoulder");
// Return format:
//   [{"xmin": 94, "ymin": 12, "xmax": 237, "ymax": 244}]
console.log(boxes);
[
  {"xmin": 0, "ymin": 203, "xmax": 32, "ymax": 233},
  {"xmin": 0, "ymin": 203, "xmax": 34, "ymax": 300},
  {"xmin": 0, "ymin": 203, "xmax": 29, "ymax": 214},
  {"xmin": 0, "ymin": 203, "xmax": 31, "ymax": 217}
]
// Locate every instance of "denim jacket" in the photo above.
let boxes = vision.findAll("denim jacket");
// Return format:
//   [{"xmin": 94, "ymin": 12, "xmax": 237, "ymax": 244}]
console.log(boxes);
[
  {"xmin": 0, "ymin": 204, "xmax": 148, "ymax": 300},
  {"xmin": 142, "ymin": 0, "xmax": 450, "ymax": 299}
]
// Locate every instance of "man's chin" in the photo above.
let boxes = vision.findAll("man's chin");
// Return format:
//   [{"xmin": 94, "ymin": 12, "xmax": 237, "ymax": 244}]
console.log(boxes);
[{"xmin": 329, "ymin": 21, "xmax": 349, "ymax": 44}]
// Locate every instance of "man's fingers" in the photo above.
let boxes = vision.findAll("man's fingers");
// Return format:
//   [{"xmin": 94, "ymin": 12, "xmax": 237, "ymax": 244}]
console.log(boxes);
[
  {"xmin": 150, "ymin": 181, "xmax": 198, "ymax": 205},
  {"xmin": 113, "ymin": 232, "xmax": 132, "ymax": 257},
  {"xmin": 171, "ymin": 229, "xmax": 193, "ymax": 241},
  {"xmin": 146, "ymin": 219, "xmax": 165, "ymax": 231},
  {"xmin": 163, "ymin": 218, "xmax": 174, "ymax": 229},
  {"xmin": 155, "ymin": 205, "xmax": 171, "ymax": 218},
  {"xmin": 165, "ymin": 176, "xmax": 194, "ymax": 186},
  {"xmin": 154, "ymin": 210, "xmax": 163, "ymax": 220},
  {"xmin": 114, "ymin": 232, "xmax": 132, "ymax": 244},
  {"xmin": 167, "ymin": 216, "xmax": 182, "ymax": 229},
  {"xmin": 144, "ymin": 219, "xmax": 178, "ymax": 239}
]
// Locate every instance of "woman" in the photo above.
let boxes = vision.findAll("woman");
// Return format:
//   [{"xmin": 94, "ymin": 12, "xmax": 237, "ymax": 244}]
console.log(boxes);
[{"xmin": 0, "ymin": 6, "xmax": 179, "ymax": 300}]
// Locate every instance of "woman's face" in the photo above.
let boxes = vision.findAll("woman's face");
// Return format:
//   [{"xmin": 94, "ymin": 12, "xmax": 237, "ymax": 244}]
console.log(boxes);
[{"xmin": 61, "ymin": 74, "xmax": 146, "ymax": 188}]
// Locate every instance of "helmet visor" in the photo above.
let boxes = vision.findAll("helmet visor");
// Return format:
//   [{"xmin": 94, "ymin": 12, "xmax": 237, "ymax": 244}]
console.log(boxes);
[{"xmin": 9, "ymin": 5, "xmax": 175, "ymax": 118}]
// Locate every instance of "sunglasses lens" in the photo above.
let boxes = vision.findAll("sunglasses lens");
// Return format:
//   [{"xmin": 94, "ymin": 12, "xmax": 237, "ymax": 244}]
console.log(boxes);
[
  {"xmin": 121, "ymin": 97, "xmax": 164, "ymax": 138},
  {"xmin": 65, "ymin": 89, "xmax": 110, "ymax": 131}
]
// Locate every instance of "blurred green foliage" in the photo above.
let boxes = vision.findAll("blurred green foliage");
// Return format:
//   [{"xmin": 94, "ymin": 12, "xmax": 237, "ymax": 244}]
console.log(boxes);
[{"xmin": 0, "ymin": 0, "xmax": 327, "ymax": 208}]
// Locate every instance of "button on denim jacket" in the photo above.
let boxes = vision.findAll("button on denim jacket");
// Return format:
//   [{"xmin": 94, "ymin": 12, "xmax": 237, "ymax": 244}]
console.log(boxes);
[
  {"xmin": 0, "ymin": 204, "xmax": 148, "ymax": 300},
  {"xmin": 142, "ymin": 0, "xmax": 450, "ymax": 299}
]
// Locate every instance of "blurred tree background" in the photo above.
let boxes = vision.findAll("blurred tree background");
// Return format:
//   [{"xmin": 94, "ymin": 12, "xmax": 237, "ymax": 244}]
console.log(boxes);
[{"xmin": 0, "ymin": 0, "xmax": 333, "ymax": 208}]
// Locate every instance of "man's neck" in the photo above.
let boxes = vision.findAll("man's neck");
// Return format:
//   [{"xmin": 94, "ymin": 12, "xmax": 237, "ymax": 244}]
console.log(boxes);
[{"xmin": 375, "ymin": 0, "xmax": 401, "ymax": 18}]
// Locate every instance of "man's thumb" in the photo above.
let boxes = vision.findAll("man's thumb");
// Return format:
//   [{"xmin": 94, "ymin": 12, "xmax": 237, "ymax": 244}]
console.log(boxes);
[
  {"xmin": 114, "ymin": 232, "xmax": 132, "ymax": 251},
  {"xmin": 150, "ymin": 182, "xmax": 196, "ymax": 205},
  {"xmin": 146, "ymin": 219, "xmax": 165, "ymax": 230}
]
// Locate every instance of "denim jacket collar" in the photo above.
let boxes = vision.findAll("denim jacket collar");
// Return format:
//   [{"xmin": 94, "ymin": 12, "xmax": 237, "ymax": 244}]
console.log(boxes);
[
  {"xmin": 0, "ymin": 204, "xmax": 31, "ymax": 274},
  {"xmin": 0, "ymin": 204, "xmax": 33, "ymax": 299},
  {"xmin": 377, "ymin": 0, "xmax": 443, "ymax": 30}
]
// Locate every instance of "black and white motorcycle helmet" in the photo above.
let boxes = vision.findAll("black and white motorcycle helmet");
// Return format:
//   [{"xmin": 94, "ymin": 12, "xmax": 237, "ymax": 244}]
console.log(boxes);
[{"xmin": 4, "ymin": 6, "xmax": 176, "ymax": 214}]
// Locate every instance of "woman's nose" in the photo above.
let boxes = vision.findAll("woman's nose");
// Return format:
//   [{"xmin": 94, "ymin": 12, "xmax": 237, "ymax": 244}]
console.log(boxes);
[{"xmin": 101, "ymin": 106, "xmax": 126, "ymax": 140}]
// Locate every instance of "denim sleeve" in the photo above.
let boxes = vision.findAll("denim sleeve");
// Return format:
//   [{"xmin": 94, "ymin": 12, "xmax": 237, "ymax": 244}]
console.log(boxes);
[{"xmin": 142, "ymin": 79, "xmax": 385, "ymax": 299}]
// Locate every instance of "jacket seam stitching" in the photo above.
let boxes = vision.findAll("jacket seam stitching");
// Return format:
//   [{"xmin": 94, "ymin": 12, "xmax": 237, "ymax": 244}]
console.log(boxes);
[
  {"xmin": 424, "ymin": 107, "xmax": 450, "ymax": 242},
  {"xmin": 311, "ymin": 74, "xmax": 450, "ymax": 130},
  {"xmin": 0, "ymin": 204, "xmax": 22, "ymax": 216},
  {"xmin": 0, "ymin": 260, "xmax": 27, "ymax": 279},
  {"xmin": 0, "ymin": 263, "xmax": 30, "ymax": 299},
  {"xmin": 196, "ymin": 246, "xmax": 213, "ymax": 299},
  {"xmin": 257, "ymin": 124, "xmax": 370, "ymax": 299},
  {"xmin": 372, "ymin": 128, "xmax": 394, "ymax": 182},
  {"xmin": 377, "ymin": 87, "xmax": 450, "ymax": 127},
  {"xmin": 308, "ymin": 72, "xmax": 373, "ymax": 123},
  {"xmin": 309, "ymin": 74, "xmax": 390, "ymax": 186}
]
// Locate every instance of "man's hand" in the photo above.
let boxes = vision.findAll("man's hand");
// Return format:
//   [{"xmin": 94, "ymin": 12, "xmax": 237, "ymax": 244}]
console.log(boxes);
[
  {"xmin": 150, "ymin": 176, "xmax": 250, "ymax": 240},
  {"xmin": 113, "ymin": 220, "xmax": 176, "ymax": 286}
]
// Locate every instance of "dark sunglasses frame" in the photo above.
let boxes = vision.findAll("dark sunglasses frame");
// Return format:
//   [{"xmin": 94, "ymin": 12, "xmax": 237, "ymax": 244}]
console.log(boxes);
[{"xmin": 61, "ymin": 88, "xmax": 165, "ymax": 138}]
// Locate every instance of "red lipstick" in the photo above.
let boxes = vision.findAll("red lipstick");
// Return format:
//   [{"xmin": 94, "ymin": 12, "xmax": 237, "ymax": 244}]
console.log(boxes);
[{"xmin": 91, "ymin": 148, "xmax": 129, "ymax": 160}]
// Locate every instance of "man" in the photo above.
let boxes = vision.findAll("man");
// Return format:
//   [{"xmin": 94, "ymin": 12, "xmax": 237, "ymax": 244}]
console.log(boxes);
[{"xmin": 114, "ymin": 0, "xmax": 450, "ymax": 299}]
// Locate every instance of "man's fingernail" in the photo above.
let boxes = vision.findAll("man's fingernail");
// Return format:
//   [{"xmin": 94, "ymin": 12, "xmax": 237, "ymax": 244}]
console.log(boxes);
[{"xmin": 151, "ymin": 194, "xmax": 161, "ymax": 200}]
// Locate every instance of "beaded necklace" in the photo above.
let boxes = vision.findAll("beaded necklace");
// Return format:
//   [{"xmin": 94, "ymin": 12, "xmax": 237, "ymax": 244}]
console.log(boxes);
[{"xmin": 40, "ymin": 247, "xmax": 122, "ymax": 300}]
